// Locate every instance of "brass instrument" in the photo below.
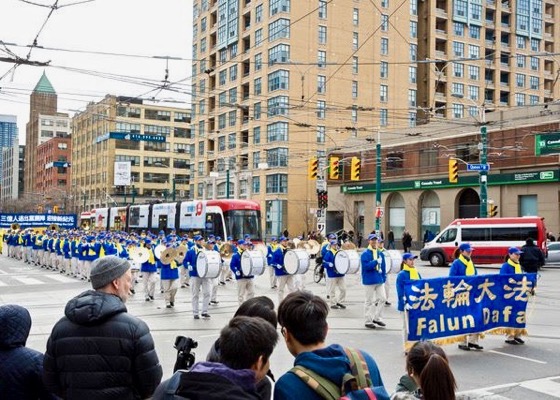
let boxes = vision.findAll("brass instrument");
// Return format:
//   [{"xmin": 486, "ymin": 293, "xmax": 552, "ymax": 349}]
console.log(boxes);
[
  {"xmin": 174, "ymin": 245, "xmax": 187, "ymax": 263},
  {"xmin": 219, "ymin": 243, "xmax": 233, "ymax": 260},
  {"xmin": 48, "ymin": 224, "xmax": 59, "ymax": 231},
  {"xmin": 160, "ymin": 247, "xmax": 177, "ymax": 265},
  {"xmin": 10, "ymin": 223, "xmax": 20, "ymax": 230}
]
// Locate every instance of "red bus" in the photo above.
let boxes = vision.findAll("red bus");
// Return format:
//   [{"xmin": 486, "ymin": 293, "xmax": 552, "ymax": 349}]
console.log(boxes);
[
  {"xmin": 420, "ymin": 217, "xmax": 547, "ymax": 266},
  {"xmin": 82, "ymin": 199, "xmax": 262, "ymax": 241}
]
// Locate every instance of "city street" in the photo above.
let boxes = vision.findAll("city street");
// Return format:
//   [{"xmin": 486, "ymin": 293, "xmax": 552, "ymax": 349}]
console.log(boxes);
[{"xmin": 1, "ymin": 254, "xmax": 560, "ymax": 398}]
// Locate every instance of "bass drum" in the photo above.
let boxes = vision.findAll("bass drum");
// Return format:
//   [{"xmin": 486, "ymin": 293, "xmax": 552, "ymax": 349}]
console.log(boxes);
[
  {"xmin": 241, "ymin": 250, "xmax": 266, "ymax": 276},
  {"xmin": 385, "ymin": 250, "xmax": 403, "ymax": 274},
  {"xmin": 283, "ymin": 249, "xmax": 310, "ymax": 275},
  {"xmin": 196, "ymin": 250, "xmax": 221, "ymax": 278},
  {"xmin": 334, "ymin": 250, "xmax": 360, "ymax": 275}
]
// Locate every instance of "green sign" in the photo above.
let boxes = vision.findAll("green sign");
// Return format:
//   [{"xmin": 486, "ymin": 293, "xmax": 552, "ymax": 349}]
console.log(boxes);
[
  {"xmin": 342, "ymin": 169, "xmax": 559, "ymax": 194},
  {"xmin": 536, "ymin": 132, "xmax": 560, "ymax": 155}
]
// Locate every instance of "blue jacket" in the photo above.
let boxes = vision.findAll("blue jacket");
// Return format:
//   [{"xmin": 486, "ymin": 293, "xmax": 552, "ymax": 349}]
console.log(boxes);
[
  {"xmin": 0, "ymin": 304, "xmax": 55, "ymax": 400},
  {"xmin": 449, "ymin": 257, "xmax": 478, "ymax": 277},
  {"xmin": 500, "ymin": 261, "xmax": 522, "ymax": 275},
  {"xmin": 271, "ymin": 246, "xmax": 288, "ymax": 276},
  {"xmin": 323, "ymin": 249, "xmax": 344, "ymax": 278},
  {"xmin": 396, "ymin": 269, "xmax": 422, "ymax": 312},
  {"xmin": 360, "ymin": 247, "xmax": 386, "ymax": 285},
  {"xmin": 140, "ymin": 247, "xmax": 157, "ymax": 273},
  {"xmin": 185, "ymin": 245, "xmax": 204, "ymax": 277},
  {"xmin": 160, "ymin": 261, "xmax": 180, "ymax": 280},
  {"xmin": 274, "ymin": 344, "xmax": 389, "ymax": 400}
]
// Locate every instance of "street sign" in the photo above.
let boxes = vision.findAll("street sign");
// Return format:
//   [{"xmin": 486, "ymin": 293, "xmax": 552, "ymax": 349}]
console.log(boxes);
[
  {"xmin": 316, "ymin": 179, "xmax": 326, "ymax": 191},
  {"xmin": 467, "ymin": 163, "xmax": 490, "ymax": 171}
]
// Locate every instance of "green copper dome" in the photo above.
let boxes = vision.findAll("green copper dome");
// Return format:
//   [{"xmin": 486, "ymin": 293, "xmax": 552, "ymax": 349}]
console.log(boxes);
[{"xmin": 33, "ymin": 71, "xmax": 56, "ymax": 94}]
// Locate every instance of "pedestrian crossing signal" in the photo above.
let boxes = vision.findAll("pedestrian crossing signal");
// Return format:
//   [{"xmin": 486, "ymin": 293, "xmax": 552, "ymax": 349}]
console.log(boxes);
[
  {"xmin": 329, "ymin": 157, "xmax": 340, "ymax": 179},
  {"xmin": 448, "ymin": 159, "xmax": 458, "ymax": 183},
  {"xmin": 350, "ymin": 157, "xmax": 361, "ymax": 181},
  {"xmin": 308, "ymin": 157, "xmax": 319, "ymax": 180}
]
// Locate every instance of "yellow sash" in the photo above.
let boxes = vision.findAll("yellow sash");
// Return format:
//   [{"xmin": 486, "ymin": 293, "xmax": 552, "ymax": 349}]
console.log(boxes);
[
  {"xmin": 403, "ymin": 264, "xmax": 420, "ymax": 280},
  {"xmin": 507, "ymin": 258, "xmax": 522, "ymax": 274},
  {"xmin": 148, "ymin": 249, "xmax": 155, "ymax": 264},
  {"xmin": 459, "ymin": 254, "xmax": 475, "ymax": 276}
]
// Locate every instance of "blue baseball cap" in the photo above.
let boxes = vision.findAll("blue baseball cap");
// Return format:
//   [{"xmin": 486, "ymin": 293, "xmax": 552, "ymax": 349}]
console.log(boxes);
[
  {"xmin": 403, "ymin": 253, "xmax": 418, "ymax": 261},
  {"xmin": 270, "ymin": 236, "xmax": 277, "ymax": 242},
  {"xmin": 279, "ymin": 236, "xmax": 288, "ymax": 242},
  {"xmin": 330, "ymin": 239, "xmax": 338, "ymax": 245},
  {"xmin": 508, "ymin": 247, "xmax": 523, "ymax": 255},
  {"xmin": 328, "ymin": 233, "xmax": 336, "ymax": 239},
  {"xmin": 193, "ymin": 235, "xmax": 203, "ymax": 241},
  {"xmin": 159, "ymin": 230, "xmax": 165, "ymax": 235},
  {"xmin": 216, "ymin": 236, "xmax": 222, "ymax": 241},
  {"xmin": 459, "ymin": 243, "xmax": 473, "ymax": 252},
  {"xmin": 237, "ymin": 239, "xmax": 246, "ymax": 245},
  {"xmin": 227, "ymin": 236, "xmax": 233, "ymax": 241},
  {"xmin": 367, "ymin": 234, "xmax": 378, "ymax": 241}
]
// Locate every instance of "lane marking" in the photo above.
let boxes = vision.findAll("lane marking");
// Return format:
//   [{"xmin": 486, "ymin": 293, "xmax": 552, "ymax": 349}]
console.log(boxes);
[
  {"xmin": 47, "ymin": 274, "xmax": 76, "ymax": 283},
  {"xmin": 0, "ymin": 280, "xmax": 7, "ymax": 286},
  {"xmin": 12, "ymin": 277, "xmax": 43, "ymax": 285},
  {"xmin": 488, "ymin": 349, "xmax": 547, "ymax": 364},
  {"xmin": 521, "ymin": 378, "xmax": 560, "ymax": 397},
  {"xmin": 459, "ymin": 390, "xmax": 509, "ymax": 399}
]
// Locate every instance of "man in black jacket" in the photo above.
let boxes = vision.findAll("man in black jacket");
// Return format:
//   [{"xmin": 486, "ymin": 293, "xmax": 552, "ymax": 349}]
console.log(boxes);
[
  {"xmin": 520, "ymin": 237, "xmax": 545, "ymax": 273},
  {"xmin": 43, "ymin": 256, "xmax": 163, "ymax": 400}
]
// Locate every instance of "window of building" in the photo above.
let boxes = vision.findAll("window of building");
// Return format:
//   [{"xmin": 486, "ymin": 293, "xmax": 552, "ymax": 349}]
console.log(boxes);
[
  {"xmin": 352, "ymin": 81, "xmax": 358, "ymax": 98},
  {"xmin": 409, "ymin": 0, "xmax": 416, "ymax": 15},
  {"xmin": 218, "ymin": 114, "xmax": 226, "ymax": 129},
  {"xmin": 319, "ymin": 0, "xmax": 327, "ymax": 19},
  {"xmin": 410, "ymin": 44, "xmax": 417, "ymax": 61},
  {"xmin": 144, "ymin": 109, "xmax": 171, "ymax": 121},
  {"xmin": 530, "ymin": 56, "xmax": 539, "ymax": 71},
  {"xmin": 219, "ymin": 48, "xmax": 227, "ymax": 64},
  {"xmin": 381, "ymin": 14, "xmax": 389, "ymax": 31},
  {"xmin": 386, "ymin": 152, "xmax": 403, "ymax": 170},
  {"xmin": 270, "ymin": 0, "xmax": 290, "ymax": 16},
  {"xmin": 317, "ymin": 100, "xmax": 326, "ymax": 119},
  {"xmin": 229, "ymin": 110, "xmax": 237, "ymax": 126},
  {"xmin": 269, "ymin": 18, "xmax": 290, "ymax": 41},
  {"xmin": 253, "ymin": 126, "xmax": 261, "ymax": 143},
  {"xmin": 516, "ymin": 35, "xmax": 526, "ymax": 49},
  {"xmin": 254, "ymin": 77, "xmax": 262, "ymax": 95},
  {"xmin": 452, "ymin": 82, "xmax": 464, "ymax": 96},
  {"xmin": 468, "ymin": 85, "xmax": 479, "ymax": 101},
  {"xmin": 219, "ymin": 91, "xmax": 227, "ymax": 106},
  {"xmin": 516, "ymin": 73, "xmax": 526, "ymax": 88},
  {"xmin": 228, "ymin": 133, "xmax": 237, "ymax": 149},
  {"xmin": 267, "ymin": 121, "xmax": 288, "ymax": 142},
  {"xmin": 469, "ymin": 44, "xmax": 479, "ymax": 59},
  {"xmin": 218, "ymin": 136, "xmax": 226, "ymax": 151},
  {"xmin": 175, "ymin": 112, "xmax": 189, "ymax": 123},
  {"xmin": 453, "ymin": 63, "xmax": 464, "ymax": 77},
  {"xmin": 351, "ymin": 107, "xmax": 358, "ymax": 123},
  {"xmin": 267, "ymin": 147, "xmax": 288, "ymax": 167},
  {"xmin": 410, "ymin": 21, "xmax": 417, "ymax": 38},
  {"xmin": 408, "ymin": 89, "xmax": 416, "ymax": 107},
  {"xmin": 352, "ymin": 56, "xmax": 358, "ymax": 73},
  {"xmin": 469, "ymin": 25, "xmax": 480, "ymax": 39},
  {"xmin": 515, "ymin": 93, "xmax": 525, "ymax": 105},
  {"xmin": 409, "ymin": 66, "xmax": 417, "ymax": 83},
  {"xmin": 453, "ymin": 22, "xmax": 464, "ymax": 36},
  {"xmin": 381, "ymin": 37, "xmax": 388, "ymax": 55},
  {"xmin": 268, "ymin": 69, "xmax": 290, "ymax": 91},
  {"xmin": 380, "ymin": 109, "xmax": 388, "ymax": 126},
  {"xmin": 255, "ymin": 53, "xmax": 262, "ymax": 70},
  {"xmin": 529, "ymin": 76, "xmax": 539, "ymax": 90},
  {"xmin": 353, "ymin": 32, "xmax": 359, "ymax": 50},
  {"xmin": 353, "ymin": 8, "xmax": 359, "ymax": 25},
  {"xmin": 452, "ymin": 103, "xmax": 464, "ymax": 118},
  {"xmin": 269, "ymin": 43, "xmax": 290, "ymax": 65},
  {"xmin": 519, "ymin": 194, "xmax": 537, "ymax": 216},
  {"xmin": 409, "ymin": 112, "xmax": 416, "ymax": 127},
  {"xmin": 219, "ymin": 70, "xmax": 227, "ymax": 85},
  {"xmin": 380, "ymin": 84, "xmax": 388, "ymax": 102},
  {"xmin": 318, "ymin": 25, "xmax": 327, "ymax": 44},
  {"xmin": 453, "ymin": 41, "xmax": 464, "ymax": 57},
  {"xmin": 255, "ymin": 28, "xmax": 263, "ymax": 46},
  {"xmin": 517, "ymin": 55, "xmax": 526, "ymax": 68},
  {"xmin": 419, "ymin": 149, "xmax": 438, "ymax": 168},
  {"xmin": 529, "ymin": 94, "xmax": 539, "ymax": 104},
  {"xmin": 266, "ymin": 174, "xmax": 288, "ymax": 193},
  {"xmin": 254, "ymin": 102, "xmax": 262, "ymax": 120},
  {"xmin": 229, "ymin": 87, "xmax": 237, "ymax": 103},
  {"xmin": 530, "ymin": 38, "xmax": 540, "ymax": 51},
  {"xmin": 318, "ymin": 75, "xmax": 326, "ymax": 94},
  {"xmin": 268, "ymin": 96, "xmax": 289, "ymax": 116},
  {"xmin": 317, "ymin": 125, "xmax": 325, "ymax": 143},
  {"xmin": 318, "ymin": 50, "xmax": 327, "ymax": 68}
]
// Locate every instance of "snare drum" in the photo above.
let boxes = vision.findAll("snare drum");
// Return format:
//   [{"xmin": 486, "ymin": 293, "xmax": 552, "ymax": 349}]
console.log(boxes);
[
  {"xmin": 241, "ymin": 250, "xmax": 266, "ymax": 276},
  {"xmin": 334, "ymin": 250, "xmax": 360, "ymax": 275},
  {"xmin": 385, "ymin": 250, "xmax": 403, "ymax": 274},
  {"xmin": 196, "ymin": 250, "xmax": 221, "ymax": 278},
  {"xmin": 283, "ymin": 249, "xmax": 310, "ymax": 275}
]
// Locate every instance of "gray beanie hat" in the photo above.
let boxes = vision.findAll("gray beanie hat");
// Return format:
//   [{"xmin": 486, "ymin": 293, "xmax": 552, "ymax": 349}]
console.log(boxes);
[{"xmin": 90, "ymin": 256, "xmax": 131, "ymax": 290}]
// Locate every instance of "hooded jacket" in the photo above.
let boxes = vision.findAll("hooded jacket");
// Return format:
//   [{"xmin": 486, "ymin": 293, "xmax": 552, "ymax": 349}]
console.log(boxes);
[
  {"xmin": 0, "ymin": 304, "xmax": 55, "ymax": 400},
  {"xmin": 274, "ymin": 344, "xmax": 389, "ymax": 400},
  {"xmin": 43, "ymin": 290, "xmax": 163, "ymax": 400}
]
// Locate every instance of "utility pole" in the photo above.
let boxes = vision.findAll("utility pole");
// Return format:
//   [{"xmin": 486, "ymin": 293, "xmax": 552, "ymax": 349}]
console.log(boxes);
[
  {"xmin": 375, "ymin": 129, "xmax": 382, "ymax": 234},
  {"xmin": 226, "ymin": 169, "xmax": 230, "ymax": 199},
  {"xmin": 479, "ymin": 107, "xmax": 488, "ymax": 217}
]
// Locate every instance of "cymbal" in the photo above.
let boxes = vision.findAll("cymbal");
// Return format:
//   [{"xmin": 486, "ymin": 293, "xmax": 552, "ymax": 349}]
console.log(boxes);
[
  {"xmin": 130, "ymin": 247, "xmax": 150, "ymax": 264},
  {"xmin": 341, "ymin": 242, "xmax": 357, "ymax": 250},
  {"xmin": 154, "ymin": 244, "xmax": 166, "ymax": 259},
  {"xmin": 219, "ymin": 243, "xmax": 233, "ymax": 259},
  {"xmin": 174, "ymin": 245, "xmax": 187, "ymax": 263},
  {"xmin": 160, "ymin": 247, "xmax": 177, "ymax": 265},
  {"xmin": 307, "ymin": 239, "xmax": 321, "ymax": 255}
]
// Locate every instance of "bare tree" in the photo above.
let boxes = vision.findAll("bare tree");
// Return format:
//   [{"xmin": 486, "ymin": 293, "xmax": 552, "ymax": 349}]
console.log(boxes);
[{"xmin": 333, "ymin": 199, "xmax": 360, "ymax": 237}]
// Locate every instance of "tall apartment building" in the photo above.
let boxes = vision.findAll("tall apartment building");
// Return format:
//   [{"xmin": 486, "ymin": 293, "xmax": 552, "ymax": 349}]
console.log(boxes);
[
  {"xmin": 72, "ymin": 95, "xmax": 192, "ymax": 211},
  {"xmin": 190, "ymin": 0, "xmax": 415, "ymax": 237},
  {"xmin": 417, "ymin": 0, "xmax": 559, "ymax": 121},
  {"xmin": 0, "ymin": 114, "xmax": 18, "ymax": 188},
  {"xmin": 1, "ymin": 145, "xmax": 24, "ymax": 203}
]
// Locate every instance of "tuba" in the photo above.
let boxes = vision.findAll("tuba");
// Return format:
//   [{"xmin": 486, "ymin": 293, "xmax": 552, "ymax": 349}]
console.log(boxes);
[
  {"xmin": 11, "ymin": 223, "xmax": 20, "ymax": 230},
  {"xmin": 49, "ymin": 224, "xmax": 59, "ymax": 231}
]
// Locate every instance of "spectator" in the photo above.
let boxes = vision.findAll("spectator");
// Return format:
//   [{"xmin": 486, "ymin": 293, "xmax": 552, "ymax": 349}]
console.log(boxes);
[
  {"xmin": 206, "ymin": 296, "xmax": 278, "ymax": 399},
  {"xmin": 0, "ymin": 304, "xmax": 55, "ymax": 400},
  {"xmin": 357, "ymin": 232, "xmax": 363, "ymax": 248},
  {"xmin": 402, "ymin": 231, "xmax": 412, "ymax": 253},
  {"xmin": 520, "ymin": 238, "xmax": 545, "ymax": 272},
  {"xmin": 449, "ymin": 244, "xmax": 483, "ymax": 351},
  {"xmin": 392, "ymin": 341, "xmax": 457, "ymax": 400},
  {"xmin": 43, "ymin": 256, "xmax": 163, "ymax": 400},
  {"xmin": 274, "ymin": 291, "xmax": 389, "ymax": 400},
  {"xmin": 387, "ymin": 230, "xmax": 395, "ymax": 250},
  {"xmin": 156, "ymin": 316, "xmax": 278, "ymax": 400}
]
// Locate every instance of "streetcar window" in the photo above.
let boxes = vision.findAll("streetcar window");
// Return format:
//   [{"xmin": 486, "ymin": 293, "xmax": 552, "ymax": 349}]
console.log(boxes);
[{"xmin": 224, "ymin": 209, "xmax": 261, "ymax": 241}]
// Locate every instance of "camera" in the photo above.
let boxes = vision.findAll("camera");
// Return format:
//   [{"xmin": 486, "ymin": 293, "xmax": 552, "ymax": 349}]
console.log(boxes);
[{"xmin": 173, "ymin": 336, "xmax": 198, "ymax": 372}]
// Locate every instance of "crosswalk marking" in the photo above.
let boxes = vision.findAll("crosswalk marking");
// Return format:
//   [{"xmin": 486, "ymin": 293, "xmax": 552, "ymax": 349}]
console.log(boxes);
[
  {"xmin": 47, "ymin": 274, "xmax": 77, "ymax": 283},
  {"xmin": 13, "ymin": 277, "xmax": 43, "ymax": 285},
  {"xmin": 0, "ymin": 280, "xmax": 7, "ymax": 286},
  {"xmin": 461, "ymin": 391, "xmax": 509, "ymax": 400},
  {"xmin": 521, "ymin": 378, "xmax": 560, "ymax": 397}
]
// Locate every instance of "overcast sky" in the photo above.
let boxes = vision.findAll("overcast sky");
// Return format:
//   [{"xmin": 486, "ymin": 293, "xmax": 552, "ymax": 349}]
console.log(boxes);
[{"xmin": 0, "ymin": 0, "xmax": 192, "ymax": 144}]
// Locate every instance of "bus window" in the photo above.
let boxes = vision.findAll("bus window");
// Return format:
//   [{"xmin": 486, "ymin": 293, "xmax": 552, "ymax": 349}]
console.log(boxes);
[
  {"xmin": 490, "ymin": 227, "xmax": 538, "ymax": 241},
  {"xmin": 462, "ymin": 228, "xmax": 489, "ymax": 241},
  {"xmin": 437, "ymin": 228, "xmax": 457, "ymax": 243},
  {"xmin": 224, "ymin": 209, "xmax": 261, "ymax": 241}
]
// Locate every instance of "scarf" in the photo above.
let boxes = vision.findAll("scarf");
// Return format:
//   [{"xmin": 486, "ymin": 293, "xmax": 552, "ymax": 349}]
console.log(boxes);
[
  {"xmin": 148, "ymin": 248, "xmax": 155, "ymax": 264},
  {"xmin": 459, "ymin": 254, "xmax": 475, "ymax": 276},
  {"xmin": 403, "ymin": 264, "xmax": 420, "ymax": 280},
  {"xmin": 507, "ymin": 258, "xmax": 522, "ymax": 274},
  {"xmin": 367, "ymin": 245, "xmax": 378, "ymax": 259}
]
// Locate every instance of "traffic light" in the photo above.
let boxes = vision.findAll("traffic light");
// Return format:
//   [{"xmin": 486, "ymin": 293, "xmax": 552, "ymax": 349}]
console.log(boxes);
[
  {"xmin": 448, "ymin": 159, "xmax": 458, "ymax": 183},
  {"xmin": 308, "ymin": 157, "xmax": 318, "ymax": 180},
  {"xmin": 53, "ymin": 205, "xmax": 59, "ymax": 214},
  {"xmin": 350, "ymin": 157, "xmax": 361, "ymax": 181},
  {"xmin": 329, "ymin": 156, "xmax": 340, "ymax": 179},
  {"xmin": 489, "ymin": 204, "xmax": 498, "ymax": 217},
  {"xmin": 317, "ymin": 190, "xmax": 328, "ymax": 209}
]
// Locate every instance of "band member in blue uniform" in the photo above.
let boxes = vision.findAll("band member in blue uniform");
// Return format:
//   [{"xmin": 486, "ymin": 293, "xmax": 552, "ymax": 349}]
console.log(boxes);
[{"xmin": 360, "ymin": 234, "xmax": 387, "ymax": 329}]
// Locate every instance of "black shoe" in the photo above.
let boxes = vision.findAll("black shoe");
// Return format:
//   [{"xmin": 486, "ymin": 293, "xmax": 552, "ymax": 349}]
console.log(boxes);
[
  {"xmin": 149, "ymin": 296, "xmax": 154, "ymax": 300},
  {"xmin": 271, "ymin": 285, "xmax": 277, "ymax": 289},
  {"xmin": 210, "ymin": 300, "xmax": 219, "ymax": 305},
  {"xmin": 365, "ymin": 323, "xmax": 376, "ymax": 329},
  {"xmin": 337, "ymin": 303, "xmax": 347, "ymax": 309},
  {"xmin": 458, "ymin": 344, "xmax": 470, "ymax": 351},
  {"xmin": 514, "ymin": 338, "xmax": 525, "ymax": 344},
  {"xmin": 218, "ymin": 281, "xmax": 226, "ymax": 286},
  {"xmin": 130, "ymin": 289, "xmax": 135, "ymax": 294},
  {"xmin": 385, "ymin": 301, "xmax": 392, "ymax": 306},
  {"xmin": 166, "ymin": 304, "xmax": 172, "ymax": 308},
  {"xmin": 468, "ymin": 343, "xmax": 484, "ymax": 350},
  {"xmin": 373, "ymin": 320, "xmax": 386, "ymax": 327},
  {"xmin": 170, "ymin": 302, "xmax": 174, "ymax": 307},
  {"xmin": 193, "ymin": 315, "xmax": 200, "ymax": 320},
  {"xmin": 505, "ymin": 339, "xmax": 520, "ymax": 345},
  {"xmin": 145, "ymin": 298, "xmax": 150, "ymax": 302},
  {"xmin": 331, "ymin": 304, "xmax": 341, "ymax": 309},
  {"xmin": 201, "ymin": 313, "xmax": 211, "ymax": 319}
]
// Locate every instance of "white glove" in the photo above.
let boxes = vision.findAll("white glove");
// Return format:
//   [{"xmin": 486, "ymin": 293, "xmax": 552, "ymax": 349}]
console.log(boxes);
[
  {"xmin": 236, "ymin": 270, "xmax": 241, "ymax": 276},
  {"xmin": 187, "ymin": 265, "xmax": 193, "ymax": 272}
]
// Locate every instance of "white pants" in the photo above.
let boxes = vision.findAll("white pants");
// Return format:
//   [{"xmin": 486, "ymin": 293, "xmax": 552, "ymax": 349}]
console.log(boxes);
[
  {"xmin": 161, "ymin": 279, "xmax": 179, "ymax": 303},
  {"xmin": 191, "ymin": 277, "xmax": 212, "ymax": 315},
  {"xmin": 236, "ymin": 278, "xmax": 255, "ymax": 305},
  {"xmin": 277, "ymin": 275, "xmax": 296, "ymax": 305},
  {"xmin": 364, "ymin": 284, "xmax": 387, "ymax": 324},
  {"xmin": 326, "ymin": 276, "xmax": 346, "ymax": 306},
  {"xmin": 384, "ymin": 275, "xmax": 392, "ymax": 302},
  {"xmin": 143, "ymin": 272, "xmax": 158, "ymax": 298},
  {"xmin": 211, "ymin": 278, "xmax": 219, "ymax": 302},
  {"xmin": 269, "ymin": 266, "xmax": 277, "ymax": 288}
]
